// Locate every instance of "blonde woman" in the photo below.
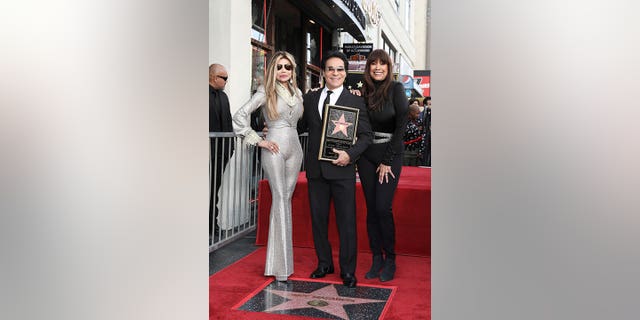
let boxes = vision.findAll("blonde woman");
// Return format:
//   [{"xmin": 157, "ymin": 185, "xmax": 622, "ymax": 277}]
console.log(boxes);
[{"xmin": 233, "ymin": 51, "xmax": 303, "ymax": 283}]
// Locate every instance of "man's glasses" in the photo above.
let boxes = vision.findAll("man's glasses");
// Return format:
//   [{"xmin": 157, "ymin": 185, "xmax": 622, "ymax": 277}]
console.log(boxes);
[
  {"xmin": 217, "ymin": 75, "xmax": 228, "ymax": 81},
  {"xmin": 277, "ymin": 64, "xmax": 293, "ymax": 71},
  {"xmin": 325, "ymin": 67, "xmax": 345, "ymax": 73}
]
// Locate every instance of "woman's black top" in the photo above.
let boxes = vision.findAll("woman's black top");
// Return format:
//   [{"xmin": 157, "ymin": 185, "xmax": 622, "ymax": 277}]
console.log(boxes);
[{"xmin": 364, "ymin": 81, "xmax": 409, "ymax": 165}]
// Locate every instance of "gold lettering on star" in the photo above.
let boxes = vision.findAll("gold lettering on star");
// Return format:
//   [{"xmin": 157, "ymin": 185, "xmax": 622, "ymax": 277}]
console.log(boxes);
[{"xmin": 331, "ymin": 113, "xmax": 353, "ymax": 137}]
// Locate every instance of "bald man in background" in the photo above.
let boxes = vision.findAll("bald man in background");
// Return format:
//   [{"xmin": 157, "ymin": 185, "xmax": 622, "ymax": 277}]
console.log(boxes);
[
  {"xmin": 209, "ymin": 64, "xmax": 233, "ymax": 132},
  {"xmin": 209, "ymin": 64, "xmax": 234, "ymax": 236}
]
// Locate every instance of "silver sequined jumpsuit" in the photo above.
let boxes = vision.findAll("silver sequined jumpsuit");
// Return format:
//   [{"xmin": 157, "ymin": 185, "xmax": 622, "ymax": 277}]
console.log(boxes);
[{"xmin": 232, "ymin": 85, "xmax": 303, "ymax": 279}]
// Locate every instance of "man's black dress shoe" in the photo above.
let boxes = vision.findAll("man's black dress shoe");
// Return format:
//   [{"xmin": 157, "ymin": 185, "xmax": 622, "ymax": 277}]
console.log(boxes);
[
  {"xmin": 341, "ymin": 273, "xmax": 357, "ymax": 288},
  {"xmin": 310, "ymin": 265, "xmax": 334, "ymax": 278}
]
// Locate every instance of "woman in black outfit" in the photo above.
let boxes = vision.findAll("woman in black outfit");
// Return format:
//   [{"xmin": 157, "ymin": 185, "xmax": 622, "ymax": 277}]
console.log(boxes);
[{"xmin": 358, "ymin": 49, "xmax": 409, "ymax": 282}]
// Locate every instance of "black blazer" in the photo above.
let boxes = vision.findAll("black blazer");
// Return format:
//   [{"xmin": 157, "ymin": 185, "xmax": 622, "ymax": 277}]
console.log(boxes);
[{"xmin": 299, "ymin": 88, "xmax": 373, "ymax": 180}]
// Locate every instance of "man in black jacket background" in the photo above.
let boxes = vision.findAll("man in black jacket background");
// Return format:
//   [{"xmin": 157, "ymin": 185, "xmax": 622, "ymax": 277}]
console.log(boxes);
[{"xmin": 209, "ymin": 63, "xmax": 234, "ymax": 236}]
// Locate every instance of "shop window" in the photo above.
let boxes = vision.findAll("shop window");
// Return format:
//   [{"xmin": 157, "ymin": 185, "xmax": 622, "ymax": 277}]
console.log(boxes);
[
  {"xmin": 250, "ymin": 0, "xmax": 273, "ymax": 94},
  {"xmin": 305, "ymin": 20, "xmax": 321, "ymax": 67},
  {"xmin": 382, "ymin": 33, "xmax": 397, "ymax": 65},
  {"xmin": 251, "ymin": 46, "xmax": 267, "ymax": 93},
  {"xmin": 251, "ymin": 0, "xmax": 268, "ymax": 42},
  {"xmin": 305, "ymin": 64, "xmax": 321, "ymax": 92}
]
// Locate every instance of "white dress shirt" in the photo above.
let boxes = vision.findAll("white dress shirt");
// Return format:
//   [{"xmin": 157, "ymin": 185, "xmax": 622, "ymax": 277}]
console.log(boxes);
[{"xmin": 317, "ymin": 86, "xmax": 344, "ymax": 119}]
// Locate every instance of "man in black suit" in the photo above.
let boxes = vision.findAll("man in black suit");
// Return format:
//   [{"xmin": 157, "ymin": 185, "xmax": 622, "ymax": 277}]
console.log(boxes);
[{"xmin": 298, "ymin": 51, "xmax": 373, "ymax": 288}]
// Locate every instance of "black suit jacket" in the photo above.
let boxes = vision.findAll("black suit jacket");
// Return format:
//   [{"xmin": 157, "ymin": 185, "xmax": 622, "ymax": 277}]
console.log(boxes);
[
  {"xmin": 209, "ymin": 86, "xmax": 233, "ymax": 132},
  {"xmin": 299, "ymin": 88, "xmax": 373, "ymax": 180}
]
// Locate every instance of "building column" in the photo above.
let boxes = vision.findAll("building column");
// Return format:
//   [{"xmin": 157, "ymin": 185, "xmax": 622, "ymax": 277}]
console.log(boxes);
[{"xmin": 210, "ymin": 0, "xmax": 252, "ymax": 115}]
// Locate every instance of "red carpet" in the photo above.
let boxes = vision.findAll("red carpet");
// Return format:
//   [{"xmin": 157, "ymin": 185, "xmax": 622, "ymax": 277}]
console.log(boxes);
[
  {"xmin": 209, "ymin": 247, "xmax": 430, "ymax": 319},
  {"xmin": 257, "ymin": 167, "xmax": 431, "ymax": 257}
]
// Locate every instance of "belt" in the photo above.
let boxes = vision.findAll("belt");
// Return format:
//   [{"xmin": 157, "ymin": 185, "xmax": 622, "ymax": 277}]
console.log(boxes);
[
  {"xmin": 373, "ymin": 132, "xmax": 392, "ymax": 144},
  {"xmin": 269, "ymin": 124, "xmax": 297, "ymax": 129}
]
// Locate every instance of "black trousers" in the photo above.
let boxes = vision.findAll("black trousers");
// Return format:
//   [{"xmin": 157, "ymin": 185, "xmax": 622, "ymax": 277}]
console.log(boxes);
[
  {"xmin": 307, "ymin": 175, "xmax": 358, "ymax": 275},
  {"xmin": 357, "ymin": 145, "xmax": 402, "ymax": 257}
]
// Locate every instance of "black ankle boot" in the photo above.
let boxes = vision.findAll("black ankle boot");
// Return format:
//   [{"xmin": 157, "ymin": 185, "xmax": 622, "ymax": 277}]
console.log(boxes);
[
  {"xmin": 365, "ymin": 255, "xmax": 384, "ymax": 279},
  {"xmin": 379, "ymin": 255, "xmax": 396, "ymax": 282}
]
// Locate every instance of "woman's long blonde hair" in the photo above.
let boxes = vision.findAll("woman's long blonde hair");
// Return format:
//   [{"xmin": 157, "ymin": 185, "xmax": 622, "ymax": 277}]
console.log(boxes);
[{"xmin": 263, "ymin": 51, "xmax": 300, "ymax": 120}]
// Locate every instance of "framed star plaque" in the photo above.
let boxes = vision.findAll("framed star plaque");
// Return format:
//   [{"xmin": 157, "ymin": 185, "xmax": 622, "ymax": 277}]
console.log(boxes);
[{"xmin": 318, "ymin": 104, "xmax": 360, "ymax": 161}]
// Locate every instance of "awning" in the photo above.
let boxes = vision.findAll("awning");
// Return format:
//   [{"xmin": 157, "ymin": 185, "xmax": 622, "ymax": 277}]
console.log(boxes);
[{"xmin": 296, "ymin": 0, "xmax": 367, "ymax": 41}]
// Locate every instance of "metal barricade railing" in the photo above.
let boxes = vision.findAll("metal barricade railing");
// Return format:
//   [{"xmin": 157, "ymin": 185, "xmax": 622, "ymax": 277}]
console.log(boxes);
[
  {"xmin": 298, "ymin": 132, "xmax": 309, "ymax": 171},
  {"xmin": 209, "ymin": 131, "xmax": 309, "ymax": 252},
  {"xmin": 209, "ymin": 132, "xmax": 262, "ymax": 251}
]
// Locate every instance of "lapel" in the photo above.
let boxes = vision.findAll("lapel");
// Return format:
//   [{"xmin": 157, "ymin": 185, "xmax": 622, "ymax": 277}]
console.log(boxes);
[{"xmin": 334, "ymin": 89, "xmax": 350, "ymax": 106}]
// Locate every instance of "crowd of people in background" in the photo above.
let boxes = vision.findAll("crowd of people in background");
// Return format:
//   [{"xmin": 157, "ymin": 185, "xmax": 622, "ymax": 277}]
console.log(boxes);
[{"xmin": 402, "ymin": 96, "xmax": 431, "ymax": 166}]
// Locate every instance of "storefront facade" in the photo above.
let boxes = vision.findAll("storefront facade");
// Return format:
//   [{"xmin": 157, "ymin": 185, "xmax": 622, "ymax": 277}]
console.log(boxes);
[{"xmin": 210, "ymin": 0, "xmax": 422, "ymax": 114}]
